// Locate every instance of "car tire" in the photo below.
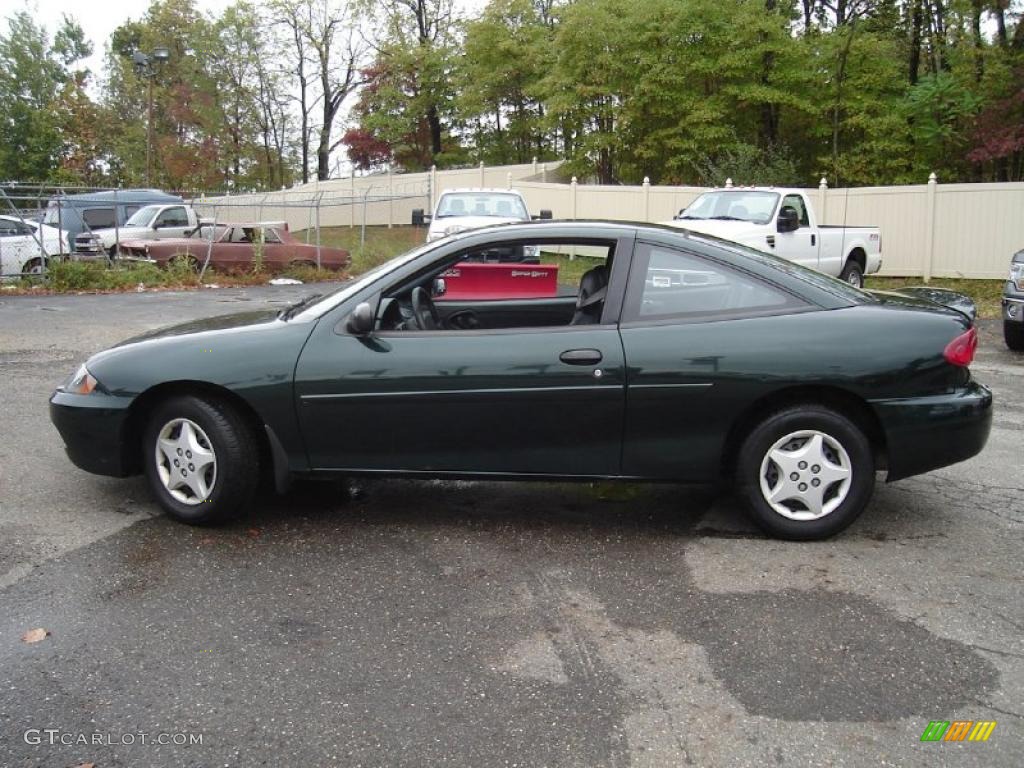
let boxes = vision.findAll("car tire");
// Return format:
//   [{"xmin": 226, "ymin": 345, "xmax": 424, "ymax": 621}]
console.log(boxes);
[
  {"xmin": 735, "ymin": 405, "xmax": 875, "ymax": 540},
  {"xmin": 143, "ymin": 395, "xmax": 258, "ymax": 525},
  {"xmin": 1005, "ymin": 321, "xmax": 1024, "ymax": 352},
  {"xmin": 839, "ymin": 260, "xmax": 864, "ymax": 288},
  {"xmin": 22, "ymin": 257, "xmax": 47, "ymax": 275}
]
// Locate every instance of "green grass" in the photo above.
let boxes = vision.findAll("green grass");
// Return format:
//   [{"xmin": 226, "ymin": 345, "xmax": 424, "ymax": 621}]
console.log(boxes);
[
  {"xmin": 306, "ymin": 225, "xmax": 426, "ymax": 276},
  {"xmin": 865, "ymin": 276, "xmax": 1005, "ymax": 319}
]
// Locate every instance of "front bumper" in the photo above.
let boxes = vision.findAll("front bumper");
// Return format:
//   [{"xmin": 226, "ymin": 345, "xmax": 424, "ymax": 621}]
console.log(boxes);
[
  {"xmin": 1002, "ymin": 294, "xmax": 1024, "ymax": 324},
  {"xmin": 49, "ymin": 390, "xmax": 135, "ymax": 477},
  {"xmin": 871, "ymin": 380, "xmax": 992, "ymax": 482}
]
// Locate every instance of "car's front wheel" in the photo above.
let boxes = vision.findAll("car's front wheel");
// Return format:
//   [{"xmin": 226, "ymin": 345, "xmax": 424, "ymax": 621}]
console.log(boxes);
[
  {"xmin": 735, "ymin": 405, "xmax": 875, "ymax": 540},
  {"xmin": 1005, "ymin": 320, "xmax": 1024, "ymax": 352},
  {"xmin": 143, "ymin": 395, "xmax": 258, "ymax": 524}
]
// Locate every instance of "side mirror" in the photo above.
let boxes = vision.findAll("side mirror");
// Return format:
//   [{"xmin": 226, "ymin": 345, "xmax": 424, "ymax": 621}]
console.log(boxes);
[
  {"xmin": 346, "ymin": 301, "xmax": 375, "ymax": 335},
  {"xmin": 432, "ymin": 277, "xmax": 446, "ymax": 297},
  {"xmin": 412, "ymin": 209, "xmax": 431, "ymax": 226},
  {"xmin": 538, "ymin": 209, "xmax": 552, "ymax": 220},
  {"xmin": 674, "ymin": 209, "xmax": 686, "ymax": 220},
  {"xmin": 777, "ymin": 208, "xmax": 800, "ymax": 233}
]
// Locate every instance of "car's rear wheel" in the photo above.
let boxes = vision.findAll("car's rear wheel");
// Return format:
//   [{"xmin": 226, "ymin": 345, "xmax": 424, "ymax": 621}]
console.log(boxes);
[
  {"xmin": 1005, "ymin": 320, "xmax": 1024, "ymax": 352},
  {"xmin": 839, "ymin": 260, "xmax": 864, "ymax": 288},
  {"xmin": 143, "ymin": 395, "xmax": 258, "ymax": 524},
  {"xmin": 735, "ymin": 405, "xmax": 875, "ymax": 540}
]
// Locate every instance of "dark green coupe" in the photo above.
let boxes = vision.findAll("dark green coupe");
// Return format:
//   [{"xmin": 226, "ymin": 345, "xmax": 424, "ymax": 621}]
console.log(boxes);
[{"xmin": 50, "ymin": 222, "xmax": 992, "ymax": 540}]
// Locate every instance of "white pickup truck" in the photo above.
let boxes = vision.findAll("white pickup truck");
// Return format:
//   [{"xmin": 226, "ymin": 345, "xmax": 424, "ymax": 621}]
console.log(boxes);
[
  {"xmin": 75, "ymin": 203, "xmax": 202, "ymax": 257},
  {"xmin": 665, "ymin": 187, "xmax": 881, "ymax": 287}
]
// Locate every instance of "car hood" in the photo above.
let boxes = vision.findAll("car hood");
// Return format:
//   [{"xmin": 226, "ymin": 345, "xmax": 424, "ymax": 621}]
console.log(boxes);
[{"xmin": 112, "ymin": 310, "xmax": 283, "ymax": 348}]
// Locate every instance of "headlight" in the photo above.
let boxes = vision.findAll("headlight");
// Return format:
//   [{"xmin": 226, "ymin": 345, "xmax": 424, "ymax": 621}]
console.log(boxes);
[
  {"xmin": 1010, "ymin": 259, "xmax": 1024, "ymax": 292},
  {"xmin": 67, "ymin": 364, "xmax": 99, "ymax": 395}
]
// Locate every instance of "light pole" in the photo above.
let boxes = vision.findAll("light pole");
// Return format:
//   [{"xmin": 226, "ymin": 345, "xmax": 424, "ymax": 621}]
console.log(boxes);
[{"xmin": 132, "ymin": 47, "xmax": 170, "ymax": 187}]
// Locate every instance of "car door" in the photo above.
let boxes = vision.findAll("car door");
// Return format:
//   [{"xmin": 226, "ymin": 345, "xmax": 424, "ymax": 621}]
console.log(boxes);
[
  {"xmin": 153, "ymin": 206, "xmax": 191, "ymax": 240},
  {"xmin": 773, "ymin": 193, "xmax": 819, "ymax": 270},
  {"xmin": 294, "ymin": 234, "xmax": 634, "ymax": 477},
  {"xmin": 619, "ymin": 240, "xmax": 813, "ymax": 481}
]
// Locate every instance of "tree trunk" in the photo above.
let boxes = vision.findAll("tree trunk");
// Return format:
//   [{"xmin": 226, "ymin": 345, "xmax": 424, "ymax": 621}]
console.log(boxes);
[
  {"xmin": 759, "ymin": 0, "xmax": 779, "ymax": 147},
  {"xmin": 909, "ymin": 0, "xmax": 922, "ymax": 84},
  {"xmin": 971, "ymin": 0, "xmax": 985, "ymax": 82},
  {"xmin": 427, "ymin": 103, "xmax": 443, "ymax": 159}
]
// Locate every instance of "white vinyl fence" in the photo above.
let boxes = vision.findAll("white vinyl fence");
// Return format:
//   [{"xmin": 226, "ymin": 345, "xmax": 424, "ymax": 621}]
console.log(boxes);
[{"xmin": 193, "ymin": 163, "xmax": 1024, "ymax": 280}]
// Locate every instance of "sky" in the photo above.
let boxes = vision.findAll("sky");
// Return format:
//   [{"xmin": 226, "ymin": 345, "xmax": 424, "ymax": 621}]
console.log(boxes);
[{"xmin": 0, "ymin": 0, "xmax": 237, "ymax": 82}]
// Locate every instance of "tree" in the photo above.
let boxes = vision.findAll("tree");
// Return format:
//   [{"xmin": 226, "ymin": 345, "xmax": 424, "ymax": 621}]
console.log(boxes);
[{"xmin": 0, "ymin": 12, "xmax": 92, "ymax": 181}]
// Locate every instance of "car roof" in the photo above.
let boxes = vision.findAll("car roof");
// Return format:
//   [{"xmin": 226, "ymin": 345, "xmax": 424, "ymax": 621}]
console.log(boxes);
[
  {"xmin": 50, "ymin": 190, "xmax": 183, "ymax": 204},
  {"xmin": 439, "ymin": 188, "xmax": 527, "ymax": 196}
]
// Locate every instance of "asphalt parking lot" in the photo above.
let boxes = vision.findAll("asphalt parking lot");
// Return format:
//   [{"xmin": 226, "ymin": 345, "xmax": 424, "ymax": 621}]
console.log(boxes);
[{"xmin": 1, "ymin": 285, "xmax": 1021, "ymax": 767}]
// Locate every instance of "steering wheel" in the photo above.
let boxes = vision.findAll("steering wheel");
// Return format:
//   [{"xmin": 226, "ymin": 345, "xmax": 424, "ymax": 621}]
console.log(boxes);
[{"xmin": 410, "ymin": 286, "xmax": 441, "ymax": 330}]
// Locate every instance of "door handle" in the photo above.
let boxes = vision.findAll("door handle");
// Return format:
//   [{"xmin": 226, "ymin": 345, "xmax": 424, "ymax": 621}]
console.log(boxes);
[
  {"xmin": 560, "ymin": 348, "xmax": 602, "ymax": 366},
  {"xmin": 811, "ymin": 234, "xmax": 816, "ymax": 246}
]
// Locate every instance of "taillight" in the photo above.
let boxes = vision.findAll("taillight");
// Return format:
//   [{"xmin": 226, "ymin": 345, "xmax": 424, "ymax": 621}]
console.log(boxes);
[{"xmin": 943, "ymin": 327, "xmax": 977, "ymax": 367}]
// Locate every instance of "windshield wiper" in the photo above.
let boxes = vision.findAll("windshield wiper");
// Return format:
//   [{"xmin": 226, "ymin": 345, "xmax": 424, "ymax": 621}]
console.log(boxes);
[
  {"xmin": 709, "ymin": 215, "xmax": 745, "ymax": 221},
  {"xmin": 677, "ymin": 215, "xmax": 705, "ymax": 220},
  {"xmin": 278, "ymin": 293, "xmax": 322, "ymax": 320}
]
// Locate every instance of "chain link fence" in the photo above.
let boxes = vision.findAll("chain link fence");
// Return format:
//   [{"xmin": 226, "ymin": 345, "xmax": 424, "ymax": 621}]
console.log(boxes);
[{"xmin": 0, "ymin": 176, "xmax": 432, "ymax": 281}]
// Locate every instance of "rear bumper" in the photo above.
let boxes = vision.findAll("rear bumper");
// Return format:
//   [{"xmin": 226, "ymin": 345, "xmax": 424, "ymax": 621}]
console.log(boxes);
[
  {"xmin": 871, "ymin": 380, "xmax": 992, "ymax": 482},
  {"xmin": 49, "ymin": 390, "xmax": 135, "ymax": 477},
  {"xmin": 865, "ymin": 252, "xmax": 882, "ymax": 275}
]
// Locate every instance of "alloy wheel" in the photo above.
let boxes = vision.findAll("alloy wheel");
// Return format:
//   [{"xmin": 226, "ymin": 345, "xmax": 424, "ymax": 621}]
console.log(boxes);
[{"xmin": 154, "ymin": 417, "xmax": 217, "ymax": 505}]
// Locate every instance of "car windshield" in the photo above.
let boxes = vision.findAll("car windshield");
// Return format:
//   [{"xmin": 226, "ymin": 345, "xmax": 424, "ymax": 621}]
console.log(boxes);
[
  {"xmin": 680, "ymin": 191, "xmax": 780, "ymax": 224},
  {"xmin": 125, "ymin": 205, "xmax": 162, "ymax": 227},
  {"xmin": 435, "ymin": 193, "xmax": 528, "ymax": 220}
]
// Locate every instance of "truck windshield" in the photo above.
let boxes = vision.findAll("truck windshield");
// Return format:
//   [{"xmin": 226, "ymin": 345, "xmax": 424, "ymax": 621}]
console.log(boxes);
[
  {"xmin": 435, "ymin": 193, "xmax": 528, "ymax": 219},
  {"xmin": 680, "ymin": 191, "xmax": 780, "ymax": 224},
  {"xmin": 125, "ymin": 205, "xmax": 162, "ymax": 227}
]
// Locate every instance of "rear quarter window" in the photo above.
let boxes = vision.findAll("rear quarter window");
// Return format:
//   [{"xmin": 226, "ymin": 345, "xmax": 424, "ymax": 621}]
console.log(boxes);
[{"xmin": 624, "ymin": 243, "xmax": 808, "ymax": 323}]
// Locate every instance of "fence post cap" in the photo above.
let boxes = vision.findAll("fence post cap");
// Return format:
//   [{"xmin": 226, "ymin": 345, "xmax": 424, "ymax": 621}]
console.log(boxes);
[
  {"xmin": 571, "ymin": 176, "xmax": 578, "ymax": 185},
  {"xmin": 431, "ymin": 164, "xmax": 437, "ymax": 172},
  {"xmin": 479, "ymin": 161, "xmax": 485, "ymax": 168},
  {"xmin": 928, "ymin": 172, "xmax": 938, "ymax": 184},
  {"xmin": 819, "ymin": 177, "xmax": 828, "ymax": 189},
  {"xmin": 642, "ymin": 176, "xmax": 650, "ymax": 187},
  {"xmin": 725, "ymin": 178, "xmax": 733, "ymax": 188}
]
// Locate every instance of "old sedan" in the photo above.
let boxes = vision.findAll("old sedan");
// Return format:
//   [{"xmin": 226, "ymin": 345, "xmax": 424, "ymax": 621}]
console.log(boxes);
[
  {"xmin": 117, "ymin": 222, "xmax": 350, "ymax": 272},
  {"xmin": 50, "ymin": 222, "xmax": 991, "ymax": 540}
]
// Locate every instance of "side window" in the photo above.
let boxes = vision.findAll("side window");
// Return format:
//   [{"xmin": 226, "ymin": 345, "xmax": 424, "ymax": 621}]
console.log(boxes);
[
  {"xmin": 263, "ymin": 228, "xmax": 282, "ymax": 244},
  {"xmin": 376, "ymin": 239, "xmax": 617, "ymax": 332},
  {"xmin": 624, "ymin": 244, "xmax": 804, "ymax": 323},
  {"xmin": 123, "ymin": 205, "xmax": 141, "ymax": 220},
  {"xmin": 82, "ymin": 208, "xmax": 116, "ymax": 229},
  {"xmin": 155, "ymin": 206, "xmax": 188, "ymax": 227},
  {"xmin": 780, "ymin": 194, "xmax": 809, "ymax": 227}
]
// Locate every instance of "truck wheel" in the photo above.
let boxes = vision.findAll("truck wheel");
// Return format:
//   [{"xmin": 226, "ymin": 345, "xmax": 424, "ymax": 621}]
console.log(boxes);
[
  {"xmin": 1005, "ymin": 321, "xmax": 1024, "ymax": 352},
  {"xmin": 839, "ymin": 260, "xmax": 864, "ymax": 288},
  {"xmin": 735, "ymin": 405, "xmax": 875, "ymax": 540}
]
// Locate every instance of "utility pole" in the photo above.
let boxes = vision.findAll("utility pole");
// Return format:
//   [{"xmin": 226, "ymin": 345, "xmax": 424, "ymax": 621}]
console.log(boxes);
[{"xmin": 132, "ymin": 47, "xmax": 171, "ymax": 187}]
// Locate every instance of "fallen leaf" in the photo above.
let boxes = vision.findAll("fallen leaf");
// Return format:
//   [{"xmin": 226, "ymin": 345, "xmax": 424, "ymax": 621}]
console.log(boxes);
[
  {"xmin": 21, "ymin": 628, "xmax": 50, "ymax": 644},
  {"xmin": 247, "ymin": 528, "xmax": 262, "ymax": 538}
]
